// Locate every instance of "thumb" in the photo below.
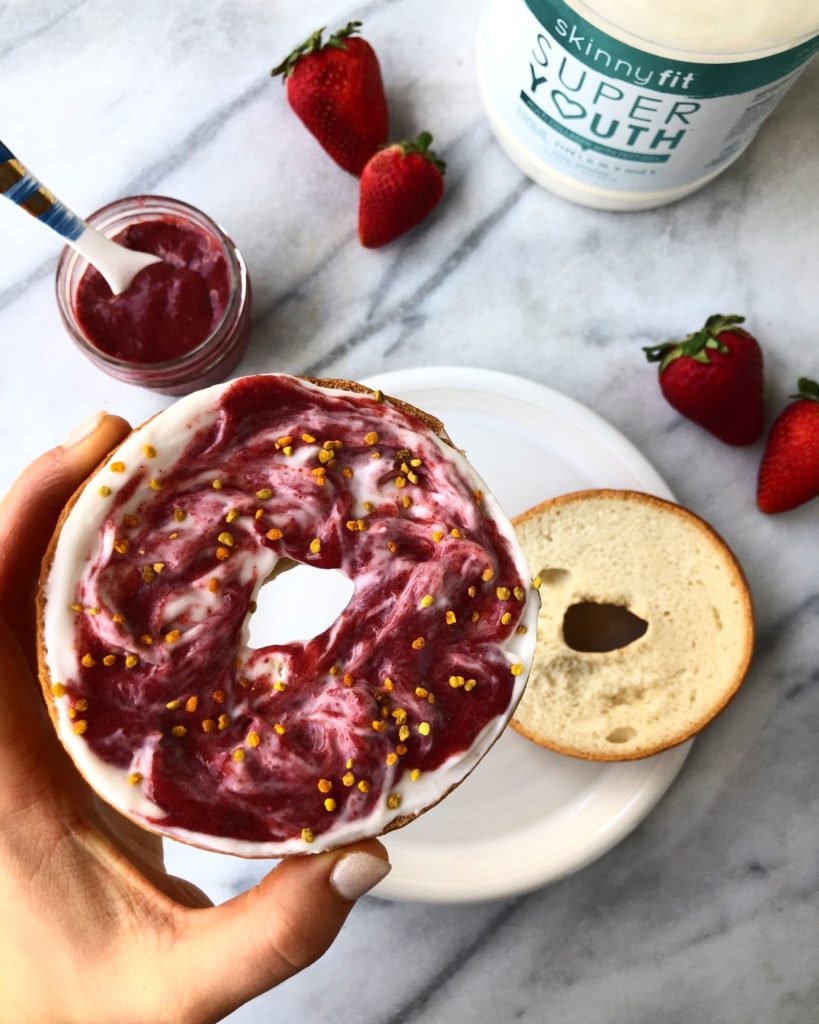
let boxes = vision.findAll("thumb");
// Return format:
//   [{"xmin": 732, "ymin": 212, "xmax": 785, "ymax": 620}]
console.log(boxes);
[
  {"xmin": 175, "ymin": 840, "xmax": 391, "ymax": 1022},
  {"xmin": 0, "ymin": 411, "xmax": 131, "ymax": 663}
]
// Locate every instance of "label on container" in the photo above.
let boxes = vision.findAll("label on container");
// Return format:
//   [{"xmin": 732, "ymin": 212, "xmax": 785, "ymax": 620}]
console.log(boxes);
[{"xmin": 484, "ymin": 0, "xmax": 819, "ymax": 193}]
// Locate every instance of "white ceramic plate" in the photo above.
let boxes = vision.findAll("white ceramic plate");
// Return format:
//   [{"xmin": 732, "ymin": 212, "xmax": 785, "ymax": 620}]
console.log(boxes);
[{"xmin": 354, "ymin": 366, "xmax": 692, "ymax": 903}]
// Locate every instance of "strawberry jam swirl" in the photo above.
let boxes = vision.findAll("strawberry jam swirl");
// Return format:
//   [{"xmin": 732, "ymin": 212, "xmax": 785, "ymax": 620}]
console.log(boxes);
[{"xmin": 42, "ymin": 375, "xmax": 538, "ymax": 855}]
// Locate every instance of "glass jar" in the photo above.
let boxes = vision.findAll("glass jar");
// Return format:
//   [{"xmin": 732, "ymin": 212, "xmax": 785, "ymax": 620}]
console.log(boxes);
[
  {"xmin": 477, "ymin": 0, "xmax": 819, "ymax": 210},
  {"xmin": 56, "ymin": 195, "xmax": 252, "ymax": 395}
]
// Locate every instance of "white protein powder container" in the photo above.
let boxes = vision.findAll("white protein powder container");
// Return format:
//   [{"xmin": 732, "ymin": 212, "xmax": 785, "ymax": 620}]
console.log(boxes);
[{"xmin": 477, "ymin": 0, "xmax": 819, "ymax": 210}]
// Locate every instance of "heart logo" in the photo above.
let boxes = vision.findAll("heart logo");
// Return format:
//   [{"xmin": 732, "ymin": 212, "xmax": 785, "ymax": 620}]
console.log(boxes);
[{"xmin": 551, "ymin": 90, "xmax": 586, "ymax": 120}]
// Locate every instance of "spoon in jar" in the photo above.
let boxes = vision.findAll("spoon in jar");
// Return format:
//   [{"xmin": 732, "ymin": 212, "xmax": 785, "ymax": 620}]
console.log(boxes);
[{"xmin": 0, "ymin": 139, "xmax": 161, "ymax": 295}]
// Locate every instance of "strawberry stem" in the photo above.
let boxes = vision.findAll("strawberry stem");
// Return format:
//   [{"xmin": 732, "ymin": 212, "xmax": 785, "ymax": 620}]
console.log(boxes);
[
  {"xmin": 271, "ymin": 20, "xmax": 362, "ymax": 78},
  {"xmin": 643, "ymin": 313, "xmax": 744, "ymax": 373},
  {"xmin": 791, "ymin": 377, "xmax": 819, "ymax": 402}
]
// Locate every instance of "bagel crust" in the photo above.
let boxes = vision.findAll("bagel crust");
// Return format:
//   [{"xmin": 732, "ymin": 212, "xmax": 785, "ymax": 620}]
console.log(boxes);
[
  {"xmin": 37, "ymin": 374, "xmax": 539, "ymax": 856},
  {"xmin": 511, "ymin": 489, "xmax": 754, "ymax": 761}
]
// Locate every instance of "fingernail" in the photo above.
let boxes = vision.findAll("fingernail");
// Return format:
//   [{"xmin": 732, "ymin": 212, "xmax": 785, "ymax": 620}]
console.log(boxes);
[
  {"xmin": 329, "ymin": 851, "xmax": 391, "ymax": 902},
  {"xmin": 62, "ymin": 412, "xmax": 107, "ymax": 448}
]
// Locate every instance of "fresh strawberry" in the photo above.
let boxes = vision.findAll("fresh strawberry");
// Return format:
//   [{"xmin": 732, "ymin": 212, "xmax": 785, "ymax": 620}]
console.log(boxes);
[
  {"xmin": 757, "ymin": 377, "xmax": 819, "ymax": 514},
  {"xmin": 271, "ymin": 21, "xmax": 388, "ymax": 176},
  {"xmin": 358, "ymin": 132, "xmax": 445, "ymax": 248},
  {"xmin": 643, "ymin": 314, "xmax": 764, "ymax": 446}
]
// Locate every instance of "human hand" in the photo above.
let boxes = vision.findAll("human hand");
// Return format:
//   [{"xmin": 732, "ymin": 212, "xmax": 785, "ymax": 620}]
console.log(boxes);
[{"xmin": 0, "ymin": 412, "xmax": 390, "ymax": 1024}]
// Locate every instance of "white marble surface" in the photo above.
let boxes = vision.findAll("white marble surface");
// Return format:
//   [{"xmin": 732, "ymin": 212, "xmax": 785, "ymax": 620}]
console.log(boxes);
[{"xmin": 2, "ymin": 1, "xmax": 818, "ymax": 1021}]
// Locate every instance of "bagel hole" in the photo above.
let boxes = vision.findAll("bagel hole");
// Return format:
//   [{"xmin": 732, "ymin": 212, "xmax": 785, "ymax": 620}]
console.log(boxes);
[
  {"xmin": 607, "ymin": 726, "xmax": 637, "ymax": 744},
  {"xmin": 248, "ymin": 564, "xmax": 355, "ymax": 647},
  {"xmin": 562, "ymin": 602, "xmax": 648, "ymax": 653},
  {"xmin": 538, "ymin": 567, "xmax": 571, "ymax": 586}
]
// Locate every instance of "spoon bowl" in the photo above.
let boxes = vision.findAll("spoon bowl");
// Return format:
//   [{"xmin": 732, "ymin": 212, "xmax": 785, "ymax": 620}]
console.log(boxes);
[{"xmin": 0, "ymin": 140, "xmax": 161, "ymax": 294}]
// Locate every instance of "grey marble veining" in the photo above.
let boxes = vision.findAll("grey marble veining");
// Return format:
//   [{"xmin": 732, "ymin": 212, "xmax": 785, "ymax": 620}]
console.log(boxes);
[{"xmin": 1, "ymin": 1, "xmax": 818, "ymax": 1022}]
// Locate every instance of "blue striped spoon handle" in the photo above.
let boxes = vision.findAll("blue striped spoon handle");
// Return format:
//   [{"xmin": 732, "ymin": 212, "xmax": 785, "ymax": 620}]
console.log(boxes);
[{"xmin": 0, "ymin": 140, "xmax": 160, "ymax": 294}]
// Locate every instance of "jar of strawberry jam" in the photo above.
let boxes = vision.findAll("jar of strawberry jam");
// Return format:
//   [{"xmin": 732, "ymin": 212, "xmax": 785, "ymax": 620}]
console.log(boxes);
[{"xmin": 55, "ymin": 195, "xmax": 251, "ymax": 395}]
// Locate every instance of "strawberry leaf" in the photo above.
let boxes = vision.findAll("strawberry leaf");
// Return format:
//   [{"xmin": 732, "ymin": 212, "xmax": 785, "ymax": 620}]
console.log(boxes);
[
  {"xmin": 328, "ymin": 21, "xmax": 362, "ymax": 45},
  {"xmin": 643, "ymin": 313, "xmax": 742, "ymax": 373},
  {"xmin": 792, "ymin": 377, "xmax": 819, "ymax": 402},
  {"xmin": 393, "ymin": 132, "xmax": 447, "ymax": 174},
  {"xmin": 642, "ymin": 342, "xmax": 681, "ymax": 373},
  {"xmin": 703, "ymin": 314, "xmax": 745, "ymax": 336},
  {"xmin": 676, "ymin": 329, "xmax": 730, "ymax": 360},
  {"xmin": 271, "ymin": 21, "xmax": 362, "ymax": 78}
]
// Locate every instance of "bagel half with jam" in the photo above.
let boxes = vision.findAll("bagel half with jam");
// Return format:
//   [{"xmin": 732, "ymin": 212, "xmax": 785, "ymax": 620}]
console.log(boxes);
[{"xmin": 37, "ymin": 374, "xmax": 539, "ymax": 856}]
